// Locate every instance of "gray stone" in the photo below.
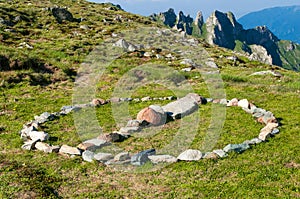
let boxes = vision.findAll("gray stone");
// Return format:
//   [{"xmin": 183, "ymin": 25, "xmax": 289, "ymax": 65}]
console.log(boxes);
[
  {"xmin": 119, "ymin": 126, "xmax": 141, "ymax": 134},
  {"xmin": 28, "ymin": 131, "xmax": 49, "ymax": 142},
  {"xmin": 148, "ymin": 155, "xmax": 177, "ymax": 164},
  {"xmin": 60, "ymin": 106, "xmax": 81, "ymax": 114},
  {"xmin": 177, "ymin": 149, "xmax": 202, "ymax": 161},
  {"xmin": 21, "ymin": 139, "xmax": 39, "ymax": 150},
  {"xmin": 59, "ymin": 145, "xmax": 81, "ymax": 155},
  {"xmin": 94, "ymin": 153, "xmax": 114, "ymax": 162},
  {"xmin": 219, "ymin": 99, "xmax": 228, "ymax": 105},
  {"xmin": 52, "ymin": 7, "xmax": 75, "ymax": 23},
  {"xmin": 114, "ymin": 152, "xmax": 130, "ymax": 161},
  {"xmin": 223, "ymin": 143, "xmax": 250, "ymax": 153},
  {"xmin": 213, "ymin": 149, "xmax": 228, "ymax": 158},
  {"xmin": 243, "ymin": 138, "xmax": 263, "ymax": 145},
  {"xmin": 113, "ymin": 39, "xmax": 138, "ymax": 52},
  {"xmin": 82, "ymin": 150, "xmax": 95, "ymax": 162},
  {"xmin": 83, "ymin": 138, "xmax": 109, "ymax": 148},
  {"xmin": 34, "ymin": 112, "xmax": 55, "ymax": 124},
  {"xmin": 149, "ymin": 105, "xmax": 165, "ymax": 115},
  {"xmin": 131, "ymin": 149, "xmax": 156, "ymax": 166},
  {"xmin": 162, "ymin": 94, "xmax": 198, "ymax": 119},
  {"xmin": 20, "ymin": 125, "xmax": 38, "ymax": 139},
  {"xmin": 271, "ymin": 128, "xmax": 280, "ymax": 135}
]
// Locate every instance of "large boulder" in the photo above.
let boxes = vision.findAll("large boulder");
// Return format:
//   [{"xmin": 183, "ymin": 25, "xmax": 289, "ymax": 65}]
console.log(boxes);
[
  {"xmin": 52, "ymin": 8, "xmax": 75, "ymax": 23},
  {"xmin": 136, "ymin": 105, "xmax": 166, "ymax": 126}
]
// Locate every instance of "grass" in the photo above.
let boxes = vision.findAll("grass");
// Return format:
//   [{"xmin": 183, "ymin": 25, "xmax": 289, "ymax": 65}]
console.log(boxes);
[{"xmin": 0, "ymin": 0, "xmax": 299, "ymax": 198}]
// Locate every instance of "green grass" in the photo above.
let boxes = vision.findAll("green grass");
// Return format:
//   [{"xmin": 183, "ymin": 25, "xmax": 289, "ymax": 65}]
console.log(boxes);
[{"xmin": 0, "ymin": 0, "xmax": 299, "ymax": 198}]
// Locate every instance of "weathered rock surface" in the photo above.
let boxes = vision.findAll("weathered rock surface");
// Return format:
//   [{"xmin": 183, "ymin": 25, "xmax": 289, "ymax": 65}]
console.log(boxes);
[
  {"xmin": 28, "ymin": 131, "xmax": 49, "ymax": 142},
  {"xmin": 131, "ymin": 149, "xmax": 156, "ymax": 166},
  {"xmin": 162, "ymin": 94, "xmax": 198, "ymax": 119},
  {"xmin": 223, "ymin": 143, "xmax": 250, "ymax": 153},
  {"xmin": 213, "ymin": 149, "xmax": 228, "ymax": 158},
  {"xmin": 136, "ymin": 106, "xmax": 166, "ymax": 126},
  {"xmin": 114, "ymin": 152, "xmax": 130, "ymax": 161},
  {"xmin": 52, "ymin": 8, "xmax": 76, "ymax": 23},
  {"xmin": 59, "ymin": 145, "xmax": 81, "ymax": 155},
  {"xmin": 94, "ymin": 153, "xmax": 114, "ymax": 162},
  {"xmin": 148, "ymin": 155, "xmax": 177, "ymax": 164},
  {"xmin": 82, "ymin": 150, "xmax": 95, "ymax": 162},
  {"xmin": 177, "ymin": 149, "xmax": 202, "ymax": 161}
]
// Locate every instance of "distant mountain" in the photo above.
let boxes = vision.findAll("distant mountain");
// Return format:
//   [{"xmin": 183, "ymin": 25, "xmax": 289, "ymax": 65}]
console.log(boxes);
[{"xmin": 238, "ymin": 6, "xmax": 300, "ymax": 44}]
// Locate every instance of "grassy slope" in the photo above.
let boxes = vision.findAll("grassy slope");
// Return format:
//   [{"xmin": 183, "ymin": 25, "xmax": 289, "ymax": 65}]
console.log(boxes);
[{"xmin": 0, "ymin": 0, "xmax": 299, "ymax": 198}]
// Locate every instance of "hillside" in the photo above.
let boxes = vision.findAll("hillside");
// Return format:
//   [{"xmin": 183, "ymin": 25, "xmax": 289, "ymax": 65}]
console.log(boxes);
[
  {"xmin": 0, "ymin": 0, "xmax": 300, "ymax": 198},
  {"xmin": 238, "ymin": 6, "xmax": 300, "ymax": 44}
]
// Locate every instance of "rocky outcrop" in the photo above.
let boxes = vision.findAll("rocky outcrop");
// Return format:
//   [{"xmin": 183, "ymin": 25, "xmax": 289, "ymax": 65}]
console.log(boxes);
[
  {"xmin": 249, "ymin": 45, "xmax": 273, "ymax": 65},
  {"xmin": 150, "ymin": 8, "xmax": 177, "ymax": 28},
  {"xmin": 150, "ymin": 9, "xmax": 203, "ymax": 36},
  {"xmin": 205, "ymin": 10, "xmax": 243, "ymax": 49},
  {"xmin": 176, "ymin": 11, "xmax": 194, "ymax": 35}
]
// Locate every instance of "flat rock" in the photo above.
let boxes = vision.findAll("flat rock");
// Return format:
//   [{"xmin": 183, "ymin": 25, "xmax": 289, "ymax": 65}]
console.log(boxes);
[
  {"xmin": 82, "ymin": 150, "xmax": 95, "ymax": 162},
  {"xmin": 243, "ymin": 138, "xmax": 263, "ymax": 145},
  {"xmin": 34, "ymin": 112, "xmax": 55, "ymax": 124},
  {"xmin": 162, "ymin": 94, "xmax": 198, "ymax": 119},
  {"xmin": 83, "ymin": 138, "xmax": 109, "ymax": 148},
  {"xmin": 35, "ymin": 142, "xmax": 51, "ymax": 153},
  {"xmin": 213, "ymin": 149, "xmax": 228, "ymax": 158},
  {"xmin": 59, "ymin": 145, "xmax": 81, "ymax": 155},
  {"xmin": 97, "ymin": 132, "xmax": 126, "ymax": 142},
  {"xmin": 114, "ymin": 152, "xmax": 130, "ymax": 161},
  {"xmin": 177, "ymin": 149, "xmax": 203, "ymax": 161},
  {"xmin": 119, "ymin": 126, "xmax": 141, "ymax": 134},
  {"xmin": 259, "ymin": 122, "xmax": 279, "ymax": 141},
  {"xmin": 60, "ymin": 106, "xmax": 81, "ymax": 114},
  {"xmin": 271, "ymin": 128, "xmax": 280, "ymax": 135},
  {"xmin": 20, "ymin": 125, "xmax": 38, "ymax": 139},
  {"xmin": 28, "ymin": 131, "xmax": 49, "ymax": 142},
  {"xmin": 131, "ymin": 149, "xmax": 156, "ymax": 166},
  {"xmin": 223, "ymin": 143, "xmax": 250, "ymax": 153},
  {"xmin": 148, "ymin": 155, "xmax": 177, "ymax": 164},
  {"xmin": 94, "ymin": 153, "xmax": 114, "ymax": 162}
]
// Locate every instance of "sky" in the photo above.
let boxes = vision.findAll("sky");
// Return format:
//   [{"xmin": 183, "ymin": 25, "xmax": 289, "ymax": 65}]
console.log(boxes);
[{"xmin": 89, "ymin": 0, "xmax": 300, "ymax": 20}]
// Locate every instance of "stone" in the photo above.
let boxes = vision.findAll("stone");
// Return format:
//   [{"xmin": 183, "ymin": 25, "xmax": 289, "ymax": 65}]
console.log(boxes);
[
  {"xmin": 141, "ymin": 96, "xmax": 151, "ymax": 102},
  {"xmin": 91, "ymin": 98, "xmax": 107, "ymax": 106},
  {"xmin": 83, "ymin": 138, "xmax": 110, "ymax": 148},
  {"xmin": 271, "ymin": 128, "xmax": 280, "ymax": 135},
  {"xmin": 82, "ymin": 150, "xmax": 94, "ymax": 162},
  {"xmin": 238, "ymin": 99, "xmax": 249, "ymax": 109},
  {"xmin": 227, "ymin": 98, "xmax": 239, "ymax": 107},
  {"xmin": 186, "ymin": 93, "xmax": 205, "ymax": 105},
  {"xmin": 126, "ymin": 120, "xmax": 142, "ymax": 127},
  {"xmin": 21, "ymin": 139, "xmax": 39, "ymax": 150},
  {"xmin": 28, "ymin": 131, "xmax": 49, "ymax": 142},
  {"xmin": 94, "ymin": 153, "xmax": 114, "ymax": 162},
  {"xmin": 243, "ymin": 138, "xmax": 263, "ymax": 145},
  {"xmin": 131, "ymin": 149, "xmax": 156, "ymax": 166},
  {"xmin": 52, "ymin": 8, "xmax": 75, "ymax": 23},
  {"xmin": 148, "ymin": 155, "xmax": 177, "ymax": 164},
  {"xmin": 162, "ymin": 94, "xmax": 198, "ymax": 119},
  {"xmin": 59, "ymin": 145, "xmax": 81, "ymax": 155},
  {"xmin": 97, "ymin": 132, "xmax": 126, "ymax": 142},
  {"xmin": 259, "ymin": 122, "xmax": 279, "ymax": 141},
  {"xmin": 223, "ymin": 143, "xmax": 250, "ymax": 153},
  {"xmin": 180, "ymin": 59, "xmax": 194, "ymax": 66},
  {"xmin": 114, "ymin": 152, "xmax": 130, "ymax": 161},
  {"xmin": 20, "ymin": 125, "xmax": 38, "ymax": 139},
  {"xmin": 113, "ymin": 39, "xmax": 138, "ymax": 52},
  {"xmin": 34, "ymin": 112, "xmax": 55, "ymax": 124},
  {"xmin": 213, "ymin": 149, "xmax": 228, "ymax": 158},
  {"xmin": 60, "ymin": 106, "xmax": 81, "ymax": 114},
  {"xmin": 119, "ymin": 127, "xmax": 140, "ymax": 134},
  {"xmin": 136, "ymin": 106, "xmax": 166, "ymax": 126},
  {"xmin": 203, "ymin": 152, "xmax": 219, "ymax": 159},
  {"xmin": 49, "ymin": 145, "xmax": 60, "ymax": 153},
  {"xmin": 77, "ymin": 142, "xmax": 96, "ymax": 151},
  {"xmin": 219, "ymin": 99, "xmax": 228, "ymax": 105},
  {"xmin": 177, "ymin": 149, "xmax": 202, "ymax": 161},
  {"xmin": 110, "ymin": 97, "xmax": 120, "ymax": 103},
  {"xmin": 35, "ymin": 142, "xmax": 51, "ymax": 153},
  {"xmin": 182, "ymin": 67, "xmax": 192, "ymax": 72}
]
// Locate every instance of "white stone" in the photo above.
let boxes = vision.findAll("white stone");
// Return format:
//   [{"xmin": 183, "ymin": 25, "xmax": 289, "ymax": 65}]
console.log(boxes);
[
  {"xmin": 177, "ymin": 149, "xmax": 202, "ymax": 161},
  {"xmin": 238, "ymin": 99, "xmax": 249, "ymax": 109},
  {"xmin": 59, "ymin": 145, "xmax": 81, "ymax": 155},
  {"xmin": 28, "ymin": 131, "xmax": 49, "ymax": 142},
  {"xmin": 94, "ymin": 153, "xmax": 114, "ymax": 162},
  {"xmin": 149, "ymin": 155, "xmax": 177, "ymax": 164}
]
